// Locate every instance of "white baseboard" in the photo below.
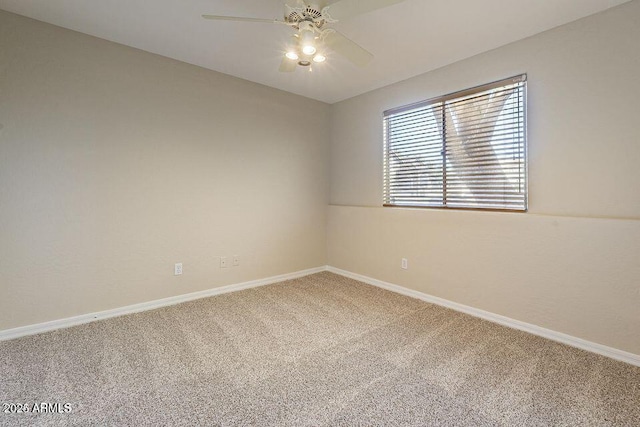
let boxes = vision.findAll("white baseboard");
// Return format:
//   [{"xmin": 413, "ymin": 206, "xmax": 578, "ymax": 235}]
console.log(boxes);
[
  {"xmin": 326, "ymin": 266, "xmax": 640, "ymax": 367},
  {"xmin": 0, "ymin": 266, "xmax": 326, "ymax": 342},
  {"xmin": 4, "ymin": 265, "xmax": 638, "ymax": 367}
]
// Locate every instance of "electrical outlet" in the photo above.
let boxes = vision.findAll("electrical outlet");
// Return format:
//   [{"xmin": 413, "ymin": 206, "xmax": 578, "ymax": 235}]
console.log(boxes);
[
  {"xmin": 401, "ymin": 258, "xmax": 408, "ymax": 270},
  {"xmin": 174, "ymin": 263, "xmax": 183, "ymax": 276},
  {"xmin": 220, "ymin": 257, "xmax": 228, "ymax": 268},
  {"xmin": 232, "ymin": 255, "xmax": 240, "ymax": 267}
]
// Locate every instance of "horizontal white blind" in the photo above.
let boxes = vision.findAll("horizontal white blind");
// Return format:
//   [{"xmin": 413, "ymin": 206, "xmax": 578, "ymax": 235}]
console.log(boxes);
[{"xmin": 383, "ymin": 75, "xmax": 527, "ymax": 211}]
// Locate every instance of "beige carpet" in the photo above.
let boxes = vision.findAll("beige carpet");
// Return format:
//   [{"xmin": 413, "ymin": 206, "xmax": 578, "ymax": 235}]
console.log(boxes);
[{"xmin": 1, "ymin": 272, "xmax": 639, "ymax": 426}]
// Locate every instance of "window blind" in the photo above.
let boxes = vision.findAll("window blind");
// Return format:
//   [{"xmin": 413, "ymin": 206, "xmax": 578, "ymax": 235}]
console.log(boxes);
[{"xmin": 383, "ymin": 75, "xmax": 527, "ymax": 211}]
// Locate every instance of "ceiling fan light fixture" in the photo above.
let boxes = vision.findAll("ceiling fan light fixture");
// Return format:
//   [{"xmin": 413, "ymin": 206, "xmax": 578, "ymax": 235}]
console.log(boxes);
[
  {"xmin": 299, "ymin": 27, "xmax": 317, "ymax": 56},
  {"xmin": 203, "ymin": 0, "xmax": 389, "ymax": 73},
  {"xmin": 302, "ymin": 44, "xmax": 316, "ymax": 55}
]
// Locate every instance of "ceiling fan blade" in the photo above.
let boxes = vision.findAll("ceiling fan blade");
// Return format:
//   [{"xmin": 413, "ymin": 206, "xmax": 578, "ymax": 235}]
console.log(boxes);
[
  {"xmin": 202, "ymin": 15, "xmax": 285, "ymax": 24},
  {"xmin": 323, "ymin": 30, "xmax": 373, "ymax": 67},
  {"xmin": 322, "ymin": 0, "xmax": 406, "ymax": 22},
  {"xmin": 279, "ymin": 56, "xmax": 297, "ymax": 72}
]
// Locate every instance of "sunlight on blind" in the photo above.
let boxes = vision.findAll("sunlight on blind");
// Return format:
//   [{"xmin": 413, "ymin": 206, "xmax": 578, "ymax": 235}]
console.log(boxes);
[{"xmin": 383, "ymin": 75, "xmax": 527, "ymax": 211}]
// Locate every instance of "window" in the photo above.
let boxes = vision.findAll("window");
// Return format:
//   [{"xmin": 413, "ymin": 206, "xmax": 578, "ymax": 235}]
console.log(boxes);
[{"xmin": 383, "ymin": 75, "xmax": 527, "ymax": 211}]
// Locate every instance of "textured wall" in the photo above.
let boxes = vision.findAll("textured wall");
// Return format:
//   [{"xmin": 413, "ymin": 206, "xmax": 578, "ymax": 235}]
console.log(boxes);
[
  {"xmin": 0, "ymin": 11, "xmax": 330, "ymax": 330},
  {"xmin": 328, "ymin": 1, "xmax": 640, "ymax": 354}
]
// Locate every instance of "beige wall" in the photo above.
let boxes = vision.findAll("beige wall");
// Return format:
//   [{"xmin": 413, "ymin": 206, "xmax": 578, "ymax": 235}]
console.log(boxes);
[
  {"xmin": 0, "ymin": 11, "xmax": 329, "ymax": 330},
  {"xmin": 328, "ymin": 1, "xmax": 640, "ymax": 354}
]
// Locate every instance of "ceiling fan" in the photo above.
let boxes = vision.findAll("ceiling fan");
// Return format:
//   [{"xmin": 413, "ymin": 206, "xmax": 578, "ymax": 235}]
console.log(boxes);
[{"xmin": 202, "ymin": 0, "xmax": 406, "ymax": 72}]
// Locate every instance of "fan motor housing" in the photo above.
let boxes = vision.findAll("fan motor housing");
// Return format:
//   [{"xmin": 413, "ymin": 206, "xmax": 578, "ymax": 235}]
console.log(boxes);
[{"xmin": 285, "ymin": 3, "xmax": 325, "ymax": 29}]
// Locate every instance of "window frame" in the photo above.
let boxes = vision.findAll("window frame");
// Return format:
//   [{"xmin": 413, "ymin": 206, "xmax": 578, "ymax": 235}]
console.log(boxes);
[{"xmin": 383, "ymin": 74, "xmax": 528, "ymax": 213}]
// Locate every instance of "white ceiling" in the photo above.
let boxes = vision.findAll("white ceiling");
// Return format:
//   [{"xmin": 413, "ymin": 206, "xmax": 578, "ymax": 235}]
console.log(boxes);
[{"xmin": 0, "ymin": 0, "xmax": 630, "ymax": 103}]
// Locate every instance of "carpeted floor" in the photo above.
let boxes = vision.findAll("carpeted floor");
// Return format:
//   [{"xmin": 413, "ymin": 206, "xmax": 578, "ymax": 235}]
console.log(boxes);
[{"xmin": 1, "ymin": 272, "xmax": 639, "ymax": 426}]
